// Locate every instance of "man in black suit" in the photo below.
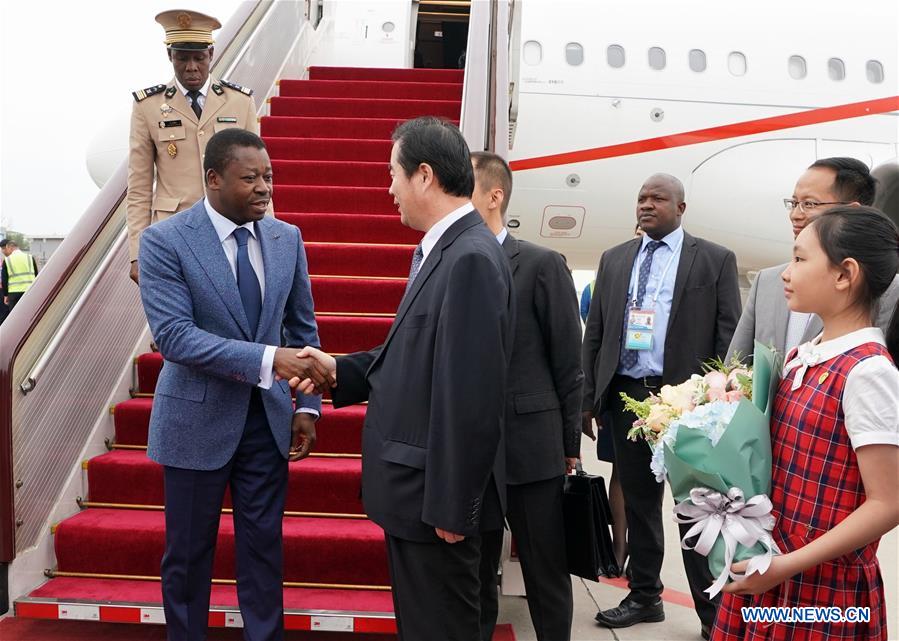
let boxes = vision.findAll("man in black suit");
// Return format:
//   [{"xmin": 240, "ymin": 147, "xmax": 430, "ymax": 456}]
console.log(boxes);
[
  {"xmin": 581, "ymin": 174, "xmax": 741, "ymax": 639},
  {"xmin": 470, "ymin": 152, "xmax": 583, "ymax": 641},
  {"xmin": 296, "ymin": 118, "xmax": 514, "ymax": 641}
]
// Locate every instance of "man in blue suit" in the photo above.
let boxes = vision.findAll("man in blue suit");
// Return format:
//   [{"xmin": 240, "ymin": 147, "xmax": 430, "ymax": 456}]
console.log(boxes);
[{"xmin": 138, "ymin": 128, "xmax": 330, "ymax": 641}]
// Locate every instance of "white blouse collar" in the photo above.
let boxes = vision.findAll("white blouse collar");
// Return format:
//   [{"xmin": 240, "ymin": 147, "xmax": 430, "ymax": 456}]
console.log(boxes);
[{"xmin": 784, "ymin": 327, "xmax": 886, "ymax": 391}]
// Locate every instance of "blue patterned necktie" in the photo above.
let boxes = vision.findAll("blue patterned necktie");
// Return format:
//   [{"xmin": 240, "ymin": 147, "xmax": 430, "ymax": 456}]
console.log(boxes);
[
  {"xmin": 404, "ymin": 244, "xmax": 424, "ymax": 294},
  {"xmin": 620, "ymin": 240, "xmax": 664, "ymax": 370},
  {"xmin": 233, "ymin": 227, "xmax": 262, "ymax": 333}
]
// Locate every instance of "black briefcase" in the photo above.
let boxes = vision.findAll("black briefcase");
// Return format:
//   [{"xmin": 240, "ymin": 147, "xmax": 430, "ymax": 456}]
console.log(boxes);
[{"xmin": 563, "ymin": 468, "xmax": 621, "ymax": 581}]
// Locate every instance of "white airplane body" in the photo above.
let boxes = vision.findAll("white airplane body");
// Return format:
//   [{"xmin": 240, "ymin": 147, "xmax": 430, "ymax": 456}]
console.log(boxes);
[{"xmin": 506, "ymin": 0, "xmax": 898, "ymax": 271}]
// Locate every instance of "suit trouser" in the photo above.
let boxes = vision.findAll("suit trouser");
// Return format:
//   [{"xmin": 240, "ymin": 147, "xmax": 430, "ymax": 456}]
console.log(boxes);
[
  {"xmin": 385, "ymin": 532, "xmax": 484, "ymax": 641},
  {"xmin": 161, "ymin": 389, "xmax": 288, "ymax": 641},
  {"xmin": 608, "ymin": 376, "xmax": 719, "ymax": 628},
  {"xmin": 479, "ymin": 476, "xmax": 572, "ymax": 641}
]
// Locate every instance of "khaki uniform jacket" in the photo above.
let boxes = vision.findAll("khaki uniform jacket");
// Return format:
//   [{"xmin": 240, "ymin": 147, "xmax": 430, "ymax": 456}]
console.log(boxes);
[{"xmin": 126, "ymin": 78, "xmax": 258, "ymax": 260}]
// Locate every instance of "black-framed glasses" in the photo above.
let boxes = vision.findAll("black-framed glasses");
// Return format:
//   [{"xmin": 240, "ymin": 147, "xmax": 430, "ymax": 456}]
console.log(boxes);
[{"xmin": 783, "ymin": 198, "xmax": 848, "ymax": 213}]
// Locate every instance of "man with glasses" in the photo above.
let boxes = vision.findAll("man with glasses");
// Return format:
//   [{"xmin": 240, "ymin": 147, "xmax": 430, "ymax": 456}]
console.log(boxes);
[{"xmin": 727, "ymin": 157, "xmax": 899, "ymax": 361}]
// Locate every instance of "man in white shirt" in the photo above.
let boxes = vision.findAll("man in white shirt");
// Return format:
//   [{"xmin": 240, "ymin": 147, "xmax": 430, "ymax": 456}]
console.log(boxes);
[
  {"xmin": 727, "ymin": 157, "xmax": 899, "ymax": 361},
  {"xmin": 297, "ymin": 117, "xmax": 515, "ymax": 640},
  {"xmin": 138, "ymin": 128, "xmax": 328, "ymax": 641}
]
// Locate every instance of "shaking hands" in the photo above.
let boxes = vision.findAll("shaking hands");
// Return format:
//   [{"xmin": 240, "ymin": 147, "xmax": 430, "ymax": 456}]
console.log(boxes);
[
  {"xmin": 274, "ymin": 347, "xmax": 336, "ymax": 393},
  {"xmin": 273, "ymin": 346, "xmax": 337, "ymax": 395}
]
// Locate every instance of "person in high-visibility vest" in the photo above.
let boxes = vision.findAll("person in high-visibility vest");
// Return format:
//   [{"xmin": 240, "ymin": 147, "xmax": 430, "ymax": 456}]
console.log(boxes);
[{"xmin": 1, "ymin": 238, "xmax": 39, "ymax": 314}]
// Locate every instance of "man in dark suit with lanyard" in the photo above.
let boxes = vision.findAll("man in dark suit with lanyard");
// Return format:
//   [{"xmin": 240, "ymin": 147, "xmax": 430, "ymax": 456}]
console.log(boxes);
[
  {"xmin": 295, "ymin": 118, "xmax": 515, "ymax": 641},
  {"xmin": 470, "ymin": 152, "xmax": 583, "ymax": 641},
  {"xmin": 581, "ymin": 174, "xmax": 741, "ymax": 639}
]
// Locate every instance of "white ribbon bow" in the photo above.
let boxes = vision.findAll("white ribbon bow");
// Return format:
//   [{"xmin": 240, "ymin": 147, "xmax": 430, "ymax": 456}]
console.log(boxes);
[
  {"xmin": 785, "ymin": 342, "xmax": 822, "ymax": 391},
  {"xmin": 673, "ymin": 487, "xmax": 781, "ymax": 598}
]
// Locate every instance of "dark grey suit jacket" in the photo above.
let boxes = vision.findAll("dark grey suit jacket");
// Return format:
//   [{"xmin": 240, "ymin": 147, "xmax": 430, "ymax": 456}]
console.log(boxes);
[
  {"xmin": 332, "ymin": 211, "xmax": 515, "ymax": 542},
  {"xmin": 502, "ymin": 236, "xmax": 584, "ymax": 485},
  {"xmin": 582, "ymin": 230, "xmax": 742, "ymax": 415}
]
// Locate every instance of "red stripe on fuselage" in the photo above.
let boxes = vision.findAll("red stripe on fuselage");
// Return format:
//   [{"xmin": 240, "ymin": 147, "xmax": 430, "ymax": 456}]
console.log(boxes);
[{"xmin": 509, "ymin": 96, "xmax": 899, "ymax": 171}]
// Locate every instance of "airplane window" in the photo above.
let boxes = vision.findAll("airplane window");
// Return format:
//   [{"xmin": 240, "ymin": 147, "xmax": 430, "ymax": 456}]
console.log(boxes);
[
  {"xmin": 607, "ymin": 44, "xmax": 625, "ymax": 68},
  {"xmin": 566, "ymin": 42, "xmax": 584, "ymax": 66},
  {"xmin": 523, "ymin": 40, "xmax": 543, "ymax": 66},
  {"xmin": 728, "ymin": 51, "xmax": 747, "ymax": 76},
  {"xmin": 828, "ymin": 58, "xmax": 845, "ymax": 81},
  {"xmin": 689, "ymin": 49, "xmax": 706, "ymax": 72},
  {"xmin": 866, "ymin": 60, "xmax": 884, "ymax": 83},
  {"xmin": 788, "ymin": 55, "xmax": 807, "ymax": 79},
  {"xmin": 648, "ymin": 47, "xmax": 666, "ymax": 70}
]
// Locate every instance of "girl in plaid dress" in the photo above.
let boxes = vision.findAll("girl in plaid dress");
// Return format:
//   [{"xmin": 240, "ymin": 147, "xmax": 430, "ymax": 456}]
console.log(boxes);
[{"xmin": 712, "ymin": 207, "xmax": 899, "ymax": 641}]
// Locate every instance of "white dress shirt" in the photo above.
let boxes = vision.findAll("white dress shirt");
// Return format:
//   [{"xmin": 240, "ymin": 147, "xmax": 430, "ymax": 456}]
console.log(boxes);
[
  {"xmin": 205, "ymin": 200, "xmax": 319, "ymax": 418},
  {"xmin": 174, "ymin": 76, "xmax": 210, "ymax": 111},
  {"xmin": 419, "ymin": 202, "xmax": 475, "ymax": 264},
  {"xmin": 205, "ymin": 199, "xmax": 275, "ymax": 391},
  {"xmin": 495, "ymin": 227, "xmax": 508, "ymax": 245}
]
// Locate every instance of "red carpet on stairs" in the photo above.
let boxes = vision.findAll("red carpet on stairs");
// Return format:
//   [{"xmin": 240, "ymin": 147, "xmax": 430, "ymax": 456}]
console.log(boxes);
[{"xmin": 17, "ymin": 65, "xmax": 471, "ymax": 634}]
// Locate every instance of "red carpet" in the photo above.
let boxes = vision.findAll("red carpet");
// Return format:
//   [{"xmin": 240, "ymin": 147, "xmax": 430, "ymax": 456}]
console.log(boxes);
[
  {"xmin": 279, "ymin": 79, "xmax": 463, "ymax": 101},
  {"xmin": 278, "ymin": 213, "xmax": 421, "ymax": 245},
  {"xmin": 16, "ymin": 65, "xmax": 465, "ymax": 632}
]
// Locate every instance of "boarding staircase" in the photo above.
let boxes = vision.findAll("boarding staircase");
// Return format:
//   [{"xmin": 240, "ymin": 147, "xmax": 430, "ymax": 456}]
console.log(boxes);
[{"xmin": 12, "ymin": 66, "xmax": 464, "ymax": 633}]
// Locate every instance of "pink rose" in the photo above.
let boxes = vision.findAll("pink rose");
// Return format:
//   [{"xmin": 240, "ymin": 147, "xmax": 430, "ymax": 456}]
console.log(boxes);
[
  {"xmin": 726, "ymin": 390, "xmax": 744, "ymax": 403},
  {"xmin": 707, "ymin": 387, "xmax": 728, "ymax": 403},
  {"xmin": 704, "ymin": 370, "xmax": 728, "ymax": 392}
]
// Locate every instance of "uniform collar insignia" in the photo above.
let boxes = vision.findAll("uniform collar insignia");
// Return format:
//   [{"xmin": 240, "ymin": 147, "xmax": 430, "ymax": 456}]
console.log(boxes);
[
  {"xmin": 212, "ymin": 83, "xmax": 224, "ymax": 95},
  {"xmin": 165, "ymin": 86, "xmax": 177, "ymax": 98}
]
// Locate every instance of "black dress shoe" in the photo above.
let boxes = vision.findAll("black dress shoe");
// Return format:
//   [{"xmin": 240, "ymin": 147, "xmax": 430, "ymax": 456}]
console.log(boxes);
[
  {"xmin": 594, "ymin": 597, "xmax": 665, "ymax": 628},
  {"xmin": 701, "ymin": 623, "xmax": 711, "ymax": 640}
]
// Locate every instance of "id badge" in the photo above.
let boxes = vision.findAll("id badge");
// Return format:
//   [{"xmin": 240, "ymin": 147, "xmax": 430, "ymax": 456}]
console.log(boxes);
[{"xmin": 625, "ymin": 308, "xmax": 655, "ymax": 351}]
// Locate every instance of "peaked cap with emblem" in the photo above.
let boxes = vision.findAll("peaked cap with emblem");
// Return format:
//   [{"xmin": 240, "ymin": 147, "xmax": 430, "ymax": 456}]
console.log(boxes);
[{"xmin": 155, "ymin": 9, "xmax": 221, "ymax": 51}]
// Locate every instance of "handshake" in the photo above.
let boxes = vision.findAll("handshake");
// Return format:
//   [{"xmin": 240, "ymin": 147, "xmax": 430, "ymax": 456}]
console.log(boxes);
[{"xmin": 274, "ymin": 346, "xmax": 336, "ymax": 395}]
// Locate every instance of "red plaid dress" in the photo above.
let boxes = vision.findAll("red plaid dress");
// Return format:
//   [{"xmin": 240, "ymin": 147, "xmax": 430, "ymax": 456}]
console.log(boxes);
[{"xmin": 712, "ymin": 342, "xmax": 890, "ymax": 641}]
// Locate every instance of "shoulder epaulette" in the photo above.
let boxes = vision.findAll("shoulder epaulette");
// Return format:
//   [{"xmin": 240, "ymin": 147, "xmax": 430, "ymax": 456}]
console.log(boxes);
[
  {"xmin": 219, "ymin": 79, "xmax": 253, "ymax": 96},
  {"xmin": 132, "ymin": 84, "xmax": 167, "ymax": 102}
]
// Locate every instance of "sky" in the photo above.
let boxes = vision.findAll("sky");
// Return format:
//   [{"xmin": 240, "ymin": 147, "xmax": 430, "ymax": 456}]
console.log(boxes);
[{"xmin": 0, "ymin": 0, "xmax": 242, "ymax": 237}]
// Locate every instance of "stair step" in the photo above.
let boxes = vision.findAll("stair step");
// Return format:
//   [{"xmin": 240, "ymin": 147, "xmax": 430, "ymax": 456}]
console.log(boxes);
[
  {"xmin": 311, "ymin": 276, "xmax": 406, "ymax": 313},
  {"xmin": 272, "ymin": 160, "xmax": 389, "ymax": 188},
  {"xmin": 264, "ymin": 116, "xmax": 457, "ymax": 140},
  {"xmin": 136, "ymin": 353, "xmax": 161, "ymax": 394},
  {"xmin": 305, "ymin": 242, "xmax": 414, "ymax": 277},
  {"xmin": 279, "ymin": 78, "xmax": 463, "ymax": 100},
  {"xmin": 270, "ymin": 96, "xmax": 460, "ymax": 120},
  {"xmin": 282, "ymin": 212, "xmax": 422, "ymax": 244},
  {"xmin": 115, "ymin": 397, "xmax": 366, "ymax": 454},
  {"xmin": 316, "ymin": 315, "xmax": 394, "ymax": 355},
  {"xmin": 55, "ymin": 509, "xmax": 389, "ymax": 586},
  {"xmin": 88, "ymin": 450, "xmax": 364, "ymax": 514},
  {"xmin": 308, "ymin": 66, "xmax": 464, "ymax": 83},
  {"xmin": 266, "ymin": 137, "xmax": 393, "ymax": 162},
  {"xmin": 274, "ymin": 185, "xmax": 396, "ymax": 215},
  {"xmin": 17, "ymin": 576, "xmax": 395, "ymax": 631}
]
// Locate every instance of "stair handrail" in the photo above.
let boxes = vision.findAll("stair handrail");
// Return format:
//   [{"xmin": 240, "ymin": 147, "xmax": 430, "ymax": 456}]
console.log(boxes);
[{"xmin": 0, "ymin": 0, "xmax": 288, "ymax": 565}]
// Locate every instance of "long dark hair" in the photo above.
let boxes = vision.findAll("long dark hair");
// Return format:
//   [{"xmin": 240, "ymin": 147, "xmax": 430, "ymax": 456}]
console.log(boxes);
[{"xmin": 811, "ymin": 206, "xmax": 899, "ymax": 362}]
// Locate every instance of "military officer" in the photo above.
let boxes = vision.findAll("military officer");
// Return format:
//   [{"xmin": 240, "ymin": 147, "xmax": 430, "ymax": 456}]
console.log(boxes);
[{"xmin": 127, "ymin": 9, "xmax": 259, "ymax": 283}]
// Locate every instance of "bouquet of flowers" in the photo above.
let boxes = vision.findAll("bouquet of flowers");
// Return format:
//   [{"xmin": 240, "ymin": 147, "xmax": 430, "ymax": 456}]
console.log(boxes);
[{"xmin": 620, "ymin": 342, "xmax": 782, "ymax": 597}]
